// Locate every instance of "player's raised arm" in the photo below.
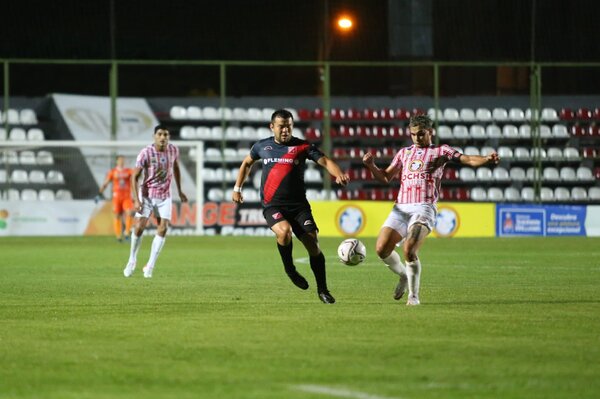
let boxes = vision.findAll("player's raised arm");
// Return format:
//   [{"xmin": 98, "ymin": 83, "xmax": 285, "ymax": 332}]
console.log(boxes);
[
  {"xmin": 316, "ymin": 155, "xmax": 350, "ymax": 186},
  {"xmin": 459, "ymin": 151, "xmax": 500, "ymax": 167},
  {"xmin": 362, "ymin": 152, "xmax": 399, "ymax": 184},
  {"xmin": 232, "ymin": 154, "xmax": 256, "ymax": 203}
]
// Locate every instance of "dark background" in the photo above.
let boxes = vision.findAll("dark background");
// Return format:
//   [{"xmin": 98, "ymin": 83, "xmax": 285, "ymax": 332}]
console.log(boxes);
[{"xmin": 2, "ymin": 0, "xmax": 599, "ymax": 97}]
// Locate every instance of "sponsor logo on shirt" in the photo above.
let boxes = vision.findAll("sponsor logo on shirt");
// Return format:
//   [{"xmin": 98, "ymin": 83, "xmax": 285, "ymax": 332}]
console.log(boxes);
[
  {"xmin": 408, "ymin": 159, "xmax": 423, "ymax": 171},
  {"xmin": 264, "ymin": 146, "xmax": 273, "ymax": 150},
  {"xmin": 272, "ymin": 212, "xmax": 283, "ymax": 220},
  {"xmin": 303, "ymin": 220, "xmax": 314, "ymax": 226},
  {"xmin": 263, "ymin": 158, "xmax": 295, "ymax": 165}
]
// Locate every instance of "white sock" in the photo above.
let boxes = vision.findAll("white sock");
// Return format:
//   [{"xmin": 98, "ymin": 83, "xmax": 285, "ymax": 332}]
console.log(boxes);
[
  {"xmin": 128, "ymin": 233, "xmax": 143, "ymax": 263},
  {"xmin": 406, "ymin": 258, "xmax": 421, "ymax": 298},
  {"xmin": 146, "ymin": 235, "xmax": 166, "ymax": 268},
  {"xmin": 381, "ymin": 251, "xmax": 407, "ymax": 277}
]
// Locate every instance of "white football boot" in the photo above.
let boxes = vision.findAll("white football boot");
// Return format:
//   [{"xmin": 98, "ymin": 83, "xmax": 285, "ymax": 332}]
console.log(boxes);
[
  {"xmin": 123, "ymin": 261, "xmax": 136, "ymax": 277},
  {"xmin": 406, "ymin": 294, "xmax": 420, "ymax": 306},
  {"xmin": 142, "ymin": 265, "xmax": 154, "ymax": 278}
]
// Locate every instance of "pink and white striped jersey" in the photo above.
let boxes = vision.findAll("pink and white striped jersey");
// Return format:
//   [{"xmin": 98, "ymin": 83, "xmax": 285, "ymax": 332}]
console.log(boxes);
[
  {"xmin": 390, "ymin": 144, "xmax": 462, "ymax": 204},
  {"xmin": 135, "ymin": 143, "xmax": 180, "ymax": 199}
]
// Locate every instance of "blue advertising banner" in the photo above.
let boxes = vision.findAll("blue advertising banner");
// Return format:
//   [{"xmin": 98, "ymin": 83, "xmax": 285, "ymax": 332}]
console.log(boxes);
[{"xmin": 497, "ymin": 204, "xmax": 587, "ymax": 237}]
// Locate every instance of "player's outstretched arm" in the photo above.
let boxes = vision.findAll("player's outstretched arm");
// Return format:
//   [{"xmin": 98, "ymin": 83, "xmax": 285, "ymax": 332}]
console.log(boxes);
[
  {"xmin": 362, "ymin": 152, "xmax": 398, "ymax": 184},
  {"xmin": 460, "ymin": 152, "xmax": 500, "ymax": 167},
  {"xmin": 316, "ymin": 156, "xmax": 350, "ymax": 186},
  {"xmin": 232, "ymin": 155, "xmax": 256, "ymax": 203}
]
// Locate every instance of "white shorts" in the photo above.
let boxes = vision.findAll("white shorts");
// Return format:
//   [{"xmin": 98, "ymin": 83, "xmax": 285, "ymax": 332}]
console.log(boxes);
[
  {"xmin": 382, "ymin": 203, "xmax": 436, "ymax": 238},
  {"xmin": 136, "ymin": 197, "xmax": 173, "ymax": 221}
]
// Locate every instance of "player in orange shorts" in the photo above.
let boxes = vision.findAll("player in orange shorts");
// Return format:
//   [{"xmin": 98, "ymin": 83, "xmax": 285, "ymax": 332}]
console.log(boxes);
[{"xmin": 98, "ymin": 155, "xmax": 134, "ymax": 241}]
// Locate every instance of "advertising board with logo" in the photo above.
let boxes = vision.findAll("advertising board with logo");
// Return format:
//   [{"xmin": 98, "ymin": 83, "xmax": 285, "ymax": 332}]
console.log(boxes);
[{"xmin": 497, "ymin": 204, "xmax": 587, "ymax": 236}]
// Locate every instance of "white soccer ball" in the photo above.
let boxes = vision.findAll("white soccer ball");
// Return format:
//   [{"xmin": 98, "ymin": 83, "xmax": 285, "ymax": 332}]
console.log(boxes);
[{"xmin": 337, "ymin": 238, "xmax": 366, "ymax": 266}]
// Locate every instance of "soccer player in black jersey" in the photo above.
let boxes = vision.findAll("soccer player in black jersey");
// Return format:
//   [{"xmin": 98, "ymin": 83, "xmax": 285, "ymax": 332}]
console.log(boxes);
[{"xmin": 232, "ymin": 109, "xmax": 350, "ymax": 304}]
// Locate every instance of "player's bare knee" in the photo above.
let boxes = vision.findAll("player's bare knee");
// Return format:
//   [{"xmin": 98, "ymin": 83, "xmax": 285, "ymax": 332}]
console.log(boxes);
[{"xmin": 375, "ymin": 244, "xmax": 390, "ymax": 259}]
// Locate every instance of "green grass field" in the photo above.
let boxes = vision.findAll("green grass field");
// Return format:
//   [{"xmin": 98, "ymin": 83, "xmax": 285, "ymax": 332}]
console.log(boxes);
[{"xmin": 1, "ymin": 236, "xmax": 599, "ymax": 399}]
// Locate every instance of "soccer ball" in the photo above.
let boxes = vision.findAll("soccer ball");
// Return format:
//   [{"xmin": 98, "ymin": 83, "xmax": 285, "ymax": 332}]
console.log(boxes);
[{"xmin": 337, "ymin": 238, "xmax": 366, "ymax": 266}]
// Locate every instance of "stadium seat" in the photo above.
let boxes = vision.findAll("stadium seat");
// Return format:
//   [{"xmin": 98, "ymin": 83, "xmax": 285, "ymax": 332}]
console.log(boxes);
[
  {"xmin": 29, "ymin": 170, "xmax": 46, "ymax": 184},
  {"xmin": 463, "ymin": 146, "xmax": 479, "ymax": 156},
  {"xmin": 55, "ymin": 189, "xmax": 73, "ymax": 200},
  {"xmin": 207, "ymin": 188, "xmax": 224, "ymax": 202},
  {"xmin": 559, "ymin": 108, "xmax": 575, "ymax": 121},
  {"xmin": 540, "ymin": 125, "xmax": 552, "ymax": 138},
  {"xmin": 518, "ymin": 124, "xmax": 531, "ymax": 139},
  {"xmin": 547, "ymin": 148, "xmax": 563, "ymax": 161},
  {"xmin": 443, "ymin": 168, "xmax": 459, "ymax": 180},
  {"xmin": 2, "ymin": 109, "xmax": 20, "ymax": 124},
  {"xmin": 492, "ymin": 108, "xmax": 509, "ymax": 122},
  {"xmin": 9, "ymin": 128, "xmax": 27, "ymax": 141},
  {"xmin": 395, "ymin": 108, "xmax": 410, "ymax": 120},
  {"xmin": 36, "ymin": 151, "xmax": 54, "ymax": 165},
  {"xmin": 257, "ymin": 127, "xmax": 271, "ymax": 139},
  {"xmin": 169, "ymin": 106, "xmax": 187, "ymax": 119},
  {"xmin": 21, "ymin": 189, "xmax": 38, "ymax": 201},
  {"xmin": 487, "ymin": 187, "xmax": 504, "ymax": 201},
  {"xmin": 19, "ymin": 108, "xmax": 38, "ymax": 125},
  {"xmin": 246, "ymin": 107, "xmax": 263, "ymax": 121},
  {"xmin": 552, "ymin": 125, "xmax": 570, "ymax": 138},
  {"xmin": 453, "ymin": 125, "xmax": 469, "ymax": 139},
  {"xmin": 582, "ymin": 147, "xmax": 596, "ymax": 158},
  {"xmin": 513, "ymin": 147, "xmax": 530, "ymax": 160},
  {"xmin": 563, "ymin": 147, "xmax": 580, "ymax": 160},
  {"xmin": 469, "ymin": 125, "xmax": 486, "ymax": 139},
  {"xmin": 480, "ymin": 146, "xmax": 495, "ymax": 156},
  {"xmin": 0, "ymin": 127, "xmax": 5, "ymax": 140},
  {"xmin": 220, "ymin": 107, "xmax": 234, "ymax": 120},
  {"xmin": 559, "ymin": 167, "xmax": 576, "ymax": 181},
  {"xmin": 554, "ymin": 187, "xmax": 570, "ymax": 202},
  {"xmin": 475, "ymin": 108, "xmax": 492, "ymax": 122},
  {"xmin": 459, "ymin": 168, "xmax": 476, "ymax": 181},
  {"xmin": 540, "ymin": 187, "xmax": 554, "ymax": 202},
  {"xmin": 493, "ymin": 167, "xmax": 510, "ymax": 181},
  {"xmin": 454, "ymin": 187, "xmax": 470, "ymax": 201},
  {"xmin": 38, "ymin": 189, "xmax": 55, "ymax": 201},
  {"xmin": 588, "ymin": 187, "xmax": 600, "ymax": 200},
  {"xmin": 576, "ymin": 108, "xmax": 592, "ymax": 120},
  {"xmin": 459, "ymin": 108, "xmax": 476, "ymax": 122},
  {"xmin": 497, "ymin": 146, "xmax": 513, "ymax": 159},
  {"xmin": 0, "ymin": 169, "xmax": 6, "ymax": 183},
  {"xmin": 443, "ymin": 108, "xmax": 460, "ymax": 122},
  {"xmin": 526, "ymin": 167, "xmax": 537, "ymax": 181},
  {"xmin": 46, "ymin": 170, "xmax": 65, "ymax": 184},
  {"xmin": 19, "ymin": 151, "xmax": 37, "ymax": 165},
  {"xmin": 362, "ymin": 108, "xmax": 379, "ymax": 120},
  {"xmin": 486, "ymin": 125, "xmax": 502, "ymax": 138},
  {"xmin": 201, "ymin": 107, "xmax": 218, "ymax": 120},
  {"xmin": 437, "ymin": 125, "xmax": 452, "ymax": 139},
  {"xmin": 196, "ymin": 126, "xmax": 211, "ymax": 140},
  {"xmin": 571, "ymin": 187, "xmax": 588, "ymax": 201},
  {"xmin": 541, "ymin": 108, "xmax": 559, "ymax": 122},
  {"xmin": 231, "ymin": 107, "xmax": 248, "ymax": 120},
  {"xmin": 508, "ymin": 108, "xmax": 525, "ymax": 122},
  {"xmin": 470, "ymin": 187, "xmax": 487, "ymax": 201},
  {"xmin": 204, "ymin": 148, "xmax": 221, "ymax": 162},
  {"xmin": 243, "ymin": 188, "xmax": 260, "ymax": 202},
  {"xmin": 242, "ymin": 126, "xmax": 258, "ymax": 140},
  {"xmin": 476, "ymin": 167, "xmax": 493, "ymax": 181},
  {"xmin": 530, "ymin": 148, "xmax": 547, "ymax": 160},
  {"xmin": 330, "ymin": 108, "xmax": 346, "ymax": 120},
  {"xmin": 186, "ymin": 106, "xmax": 202, "ymax": 119},
  {"xmin": 297, "ymin": 108, "xmax": 311, "ymax": 120},
  {"xmin": 210, "ymin": 126, "xmax": 223, "ymax": 140},
  {"xmin": 27, "ymin": 128, "xmax": 45, "ymax": 141},
  {"xmin": 427, "ymin": 108, "xmax": 444, "ymax": 121},
  {"xmin": 304, "ymin": 168, "xmax": 322, "ymax": 183},
  {"xmin": 521, "ymin": 187, "xmax": 535, "ymax": 201},
  {"xmin": 504, "ymin": 187, "xmax": 521, "ymax": 202},
  {"xmin": 7, "ymin": 188, "xmax": 20, "ymax": 201},
  {"xmin": 222, "ymin": 148, "xmax": 238, "ymax": 161},
  {"xmin": 570, "ymin": 125, "xmax": 586, "ymax": 137},
  {"xmin": 179, "ymin": 126, "xmax": 196, "ymax": 139},
  {"xmin": 576, "ymin": 167, "xmax": 594, "ymax": 181},
  {"xmin": 10, "ymin": 169, "xmax": 28, "ymax": 183},
  {"xmin": 595, "ymin": 167, "xmax": 600, "ymax": 180},
  {"xmin": 502, "ymin": 125, "xmax": 519, "ymax": 138},
  {"xmin": 225, "ymin": 127, "xmax": 242, "ymax": 140},
  {"xmin": 509, "ymin": 167, "xmax": 526, "ymax": 181},
  {"xmin": 237, "ymin": 148, "xmax": 248, "ymax": 160}
]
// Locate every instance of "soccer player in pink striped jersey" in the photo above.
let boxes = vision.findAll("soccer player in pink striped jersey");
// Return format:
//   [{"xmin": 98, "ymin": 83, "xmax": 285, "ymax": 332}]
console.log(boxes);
[
  {"xmin": 123, "ymin": 125, "xmax": 188, "ymax": 278},
  {"xmin": 363, "ymin": 114, "xmax": 499, "ymax": 305}
]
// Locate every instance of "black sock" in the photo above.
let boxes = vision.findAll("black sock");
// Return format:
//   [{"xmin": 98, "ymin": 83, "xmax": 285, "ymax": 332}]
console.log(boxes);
[
  {"xmin": 277, "ymin": 241, "xmax": 295, "ymax": 273},
  {"xmin": 310, "ymin": 252, "xmax": 327, "ymax": 292}
]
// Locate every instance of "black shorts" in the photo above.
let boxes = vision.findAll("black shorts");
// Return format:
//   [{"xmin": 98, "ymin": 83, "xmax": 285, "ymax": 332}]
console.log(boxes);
[{"xmin": 263, "ymin": 204, "xmax": 319, "ymax": 238}]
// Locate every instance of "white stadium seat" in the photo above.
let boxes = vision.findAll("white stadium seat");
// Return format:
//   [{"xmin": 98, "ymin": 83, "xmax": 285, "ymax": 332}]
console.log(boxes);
[
  {"xmin": 521, "ymin": 187, "xmax": 535, "ymax": 201},
  {"xmin": 554, "ymin": 187, "xmax": 570, "ymax": 202},
  {"xmin": 497, "ymin": 146, "xmax": 513, "ymax": 159},
  {"xmin": 509, "ymin": 167, "xmax": 526, "ymax": 181},
  {"xmin": 21, "ymin": 189, "xmax": 38, "ymax": 201},
  {"xmin": 19, "ymin": 108, "xmax": 38, "ymax": 125},
  {"xmin": 186, "ymin": 106, "xmax": 202, "ymax": 119},
  {"xmin": 202, "ymin": 106, "xmax": 219, "ymax": 120},
  {"xmin": 452, "ymin": 125, "xmax": 469, "ymax": 139},
  {"xmin": 588, "ymin": 187, "xmax": 600, "ymax": 200},
  {"xmin": 179, "ymin": 126, "xmax": 197, "ymax": 139},
  {"xmin": 36, "ymin": 151, "xmax": 54, "ymax": 165},
  {"xmin": 463, "ymin": 146, "xmax": 479, "ymax": 156},
  {"xmin": 486, "ymin": 125, "xmax": 502, "ymax": 138},
  {"xmin": 169, "ymin": 106, "xmax": 187, "ymax": 120},
  {"xmin": 493, "ymin": 167, "xmax": 510, "ymax": 181},
  {"xmin": 514, "ymin": 147, "xmax": 530, "ymax": 160},
  {"xmin": 559, "ymin": 167, "xmax": 576, "ymax": 181},
  {"xmin": 196, "ymin": 126, "xmax": 211, "ymax": 139},
  {"xmin": 46, "ymin": 170, "xmax": 65, "ymax": 184},
  {"xmin": 427, "ymin": 108, "xmax": 444, "ymax": 121},
  {"xmin": 487, "ymin": 187, "xmax": 504, "ymax": 201},
  {"xmin": 9, "ymin": 128, "xmax": 27, "ymax": 141},
  {"xmin": 563, "ymin": 148, "xmax": 579, "ymax": 160},
  {"xmin": 576, "ymin": 167, "xmax": 594, "ymax": 181},
  {"xmin": 29, "ymin": 170, "xmax": 47, "ymax": 184},
  {"xmin": 552, "ymin": 124, "xmax": 569, "ymax": 138},
  {"xmin": 443, "ymin": 108, "xmax": 460, "ymax": 122},
  {"xmin": 55, "ymin": 189, "xmax": 73, "ymax": 200},
  {"xmin": 547, "ymin": 148, "xmax": 563, "ymax": 161},
  {"xmin": 232, "ymin": 107, "xmax": 248, "ymax": 120},
  {"xmin": 476, "ymin": 167, "xmax": 493, "ymax": 181},
  {"xmin": 460, "ymin": 108, "xmax": 476, "ymax": 122},
  {"xmin": 540, "ymin": 187, "xmax": 554, "ymax": 201},
  {"xmin": 27, "ymin": 128, "xmax": 45, "ymax": 141},
  {"xmin": 459, "ymin": 168, "xmax": 476, "ymax": 181},
  {"xmin": 571, "ymin": 187, "xmax": 587, "ymax": 201},
  {"xmin": 504, "ymin": 187, "xmax": 521, "ymax": 201},
  {"xmin": 508, "ymin": 108, "xmax": 525, "ymax": 122},
  {"xmin": 19, "ymin": 151, "xmax": 37, "ymax": 165},
  {"xmin": 492, "ymin": 107, "xmax": 508, "ymax": 122},
  {"xmin": 38, "ymin": 189, "xmax": 56, "ymax": 201},
  {"xmin": 530, "ymin": 148, "xmax": 547, "ymax": 160},
  {"xmin": 475, "ymin": 108, "xmax": 492, "ymax": 122},
  {"xmin": 10, "ymin": 169, "xmax": 29, "ymax": 183},
  {"xmin": 469, "ymin": 124, "xmax": 486, "ymax": 139},
  {"xmin": 470, "ymin": 187, "xmax": 487, "ymax": 201},
  {"xmin": 502, "ymin": 125, "xmax": 519, "ymax": 138},
  {"xmin": 436, "ymin": 125, "xmax": 452, "ymax": 139}
]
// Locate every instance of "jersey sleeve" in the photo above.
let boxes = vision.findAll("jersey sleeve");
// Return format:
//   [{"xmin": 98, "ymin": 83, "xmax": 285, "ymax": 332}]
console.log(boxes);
[
  {"xmin": 136, "ymin": 148, "xmax": 148, "ymax": 168},
  {"xmin": 442, "ymin": 144, "xmax": 462, "ymax": 162},
  {"xmin": 307, "ymin": 143, "xmax": 325, "ymax": 162},
  {"xmin": 249, "ymin": 142, "xmax": 261, "ymax": 160},
  {"xmin": 389, "ymin": 148, "xmax": 404, "ymax": 169}
]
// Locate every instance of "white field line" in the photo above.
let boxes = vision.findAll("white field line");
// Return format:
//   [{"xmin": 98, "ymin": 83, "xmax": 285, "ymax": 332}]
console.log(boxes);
[{"xmin": 292, "ymin": 384, "xmax": 405, "ymax": 399}]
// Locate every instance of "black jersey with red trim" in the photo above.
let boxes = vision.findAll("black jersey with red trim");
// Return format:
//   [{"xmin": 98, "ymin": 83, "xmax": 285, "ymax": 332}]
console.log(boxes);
[{"xmin": 250, "ymin": 136, "xmax": 325, "ymax": 208}]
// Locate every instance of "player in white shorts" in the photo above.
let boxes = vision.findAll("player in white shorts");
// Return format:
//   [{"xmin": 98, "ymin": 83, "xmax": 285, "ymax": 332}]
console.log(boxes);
[
  {"xmin": 123, "ymin": 125, "xmax": 187, "ymax": 278},
  {"xmin": 363, "ymin": 114, "xmax": 499, "ymax": 305}
]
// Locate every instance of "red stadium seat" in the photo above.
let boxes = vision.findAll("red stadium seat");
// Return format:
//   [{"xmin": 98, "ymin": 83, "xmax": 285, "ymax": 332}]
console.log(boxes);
[
  {"xmin": 379, "ymin": 108, "xmax": 395, "ymax": 120},
  {"xmin": 588, "ymin": 126, "xmax": 600, "ymax": 136},
  {"xmin": 570, "ymin": 125, "xmax": 586, "ymax": 137},
  {"xmin": 312, "ymin": 108, "xmax": 323, "ymax": 120},
  {"xmin": 360, "ymin": 169, "xmax": 373, "ymax": 181},
  {"xmin": 336, "ymin": 189, "xmax": 350, "ymax": 200},
  {"xmin": 370, "ymin": 189, "xmax": 386, "ymax": 201},
  {"xmin": 576, "ymin": 108, "xmax": 592, "ymax": 120},
  {"xmin": 594, "ymin": 167, "xmax": 600, "ymax": 180},
  {"xmin": 381, "ymin": 147, "xmax": 394, "ymax": 158},
  {"xmin": 395, "ymin": 108, "xmax": 411, "ymax": 120},
  {"xmin": 443, "ymin": 168, "xmax": 459, "ymax": 180},
  {"xmin": 385, "ymin": 189, "xmax": 397, "ymax": 201},
  {"xmin": 593, "ymin": 108, "xmax": 600, "ymax": 120},
  {"xmin": 330, "ymin": 108, "xmax": 346, "ymax": 120},
  {"xmin": 297, "ymin": 108, "xmax": 312, "ymax": 120},
  {"xmin": 332, "ymin": 148, "xmax": 348, "ymax": 159},
  {"xmin": 346, "ymin": 108, "xmax": 362, "ymax": 120},
  {"xmin": 355, "ymin": 125, "xmax": 371, "ymax": 138},
  {"xmin": 559, "ymin": 108, "xmax": 575, "ymax": 121},
  {"xmin": 337, "ymin": 125, "xmax": 355, "ymax": 138},
  {"xmin": 354, "ymin": 189, "xmax": 368, "ymax": 200},
  {"xmin": 581, "ymin": 147, "xmax": 596, "ymax": 158},
  {"xmin": 454, "ymin": 187, "xmax": 470, "ymax": 201},
  {"xmin": 372, "ymin": 126, "xmax": 386, "ymax": 139},
  {"xmin": 411, "ymin": 108, "xmax": 426, "ymax": 116},
  {"xmin": 440, "ymin": 187, "xmax": 452, "ymax": 201},
  {"xmin": 304, "ymin": 127, "xmax": 321, "ymax": 141},
  {"xmin": 362, "ymin": 108, "xmax": 379, "ymax": 120}
]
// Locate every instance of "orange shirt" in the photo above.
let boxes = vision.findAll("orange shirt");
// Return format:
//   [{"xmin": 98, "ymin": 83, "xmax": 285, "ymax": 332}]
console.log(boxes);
[{"xmin": 107, "ymin": 167, "xmax": 133, "ymax": 200}]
